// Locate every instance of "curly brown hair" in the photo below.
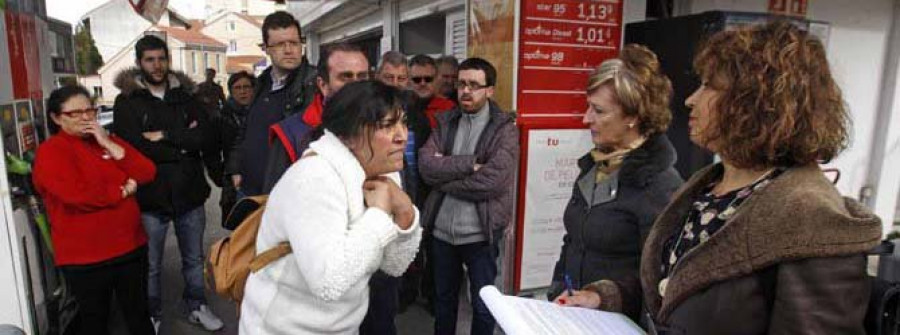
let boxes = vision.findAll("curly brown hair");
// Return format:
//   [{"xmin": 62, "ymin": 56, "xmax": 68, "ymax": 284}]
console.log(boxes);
[
  {"xmin": 693, "ymin": 21, "xmax": 849, "ymax": 169},
  {"xmin": 587, "ymin": 44, "xmax": 673, "ymax": 136}
]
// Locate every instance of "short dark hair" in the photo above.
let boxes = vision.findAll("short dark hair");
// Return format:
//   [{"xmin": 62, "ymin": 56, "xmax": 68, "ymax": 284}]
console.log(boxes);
[
  {"xmin": 408, "ymin": 54, "xmax": 436, "ymax": 69},
  {"xmin": 206, "ymin": 68, "xmax": 216, "ymax": 75},
  {"xmin": 262, "ymin": 11, "xmax": 302, "ymax": 46},
  {"xmin": 303, "ymin": 80, "xmax": 403, "ymax": 157},
  {"xmin": 135, "ymin": 35, "xmax": 168, "ymax": 61},
  {"xmin": 458, "ymin": 57, "xmax": 496, "ymax": 87},
  {"xmin": 317, "ymin": 43, "xmax": 365, "ymax": 81},
  {"xmin": 47, "ymin": 85, "xmax": 92, "ymax": 135},
  {"xmin": 227, "ymin": 71, "xmax": 255, "ymax": 92},
  {"xmin": 436, "ymin": 55, "xmax": 459, "ymax": 69},
  {"xmin": 377, "ymin": 51, "xmax": 407, "ymax": 73}
]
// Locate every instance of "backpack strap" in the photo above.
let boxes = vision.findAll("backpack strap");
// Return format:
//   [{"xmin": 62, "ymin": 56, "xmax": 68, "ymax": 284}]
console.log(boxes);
[
  {"xmin": 249, "ymin": 242, "xmax": 292, "ymax": 273},
  {"xmin": 245, "ymin": 151, "xmax": 319, "ymax": 274}
]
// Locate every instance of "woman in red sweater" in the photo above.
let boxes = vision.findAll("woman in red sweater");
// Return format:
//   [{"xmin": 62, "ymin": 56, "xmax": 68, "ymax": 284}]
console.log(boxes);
[{"xmin": 33, "ymin": 85, "xmax": 156, "ymax": 335}]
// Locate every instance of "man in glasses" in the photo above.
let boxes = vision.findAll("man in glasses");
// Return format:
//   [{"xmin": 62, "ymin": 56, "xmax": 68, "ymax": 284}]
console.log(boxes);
[
  {"xmin": 408, "ymin": 55, "xmax": 456, "ymax": 128},
  {"xmin": 112, "ymin": 34, "xmax": 224, "ymax": 333},
  {"xmin": 419, "ymin": 58, "xmax": 519, "ymax": 335},
  {"xmin": 235, "ymin": 11, "xmax": 317, "ymax": 197},
  {"xmin": 262, "ymin": 43, "xmax": 370, "ymax": 193}
]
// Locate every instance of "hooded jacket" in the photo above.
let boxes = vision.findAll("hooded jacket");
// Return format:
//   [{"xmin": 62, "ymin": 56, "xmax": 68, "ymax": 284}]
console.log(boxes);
[{"xmin": 112, "ymin": 68, "xmax": 217, "ymax": 215}]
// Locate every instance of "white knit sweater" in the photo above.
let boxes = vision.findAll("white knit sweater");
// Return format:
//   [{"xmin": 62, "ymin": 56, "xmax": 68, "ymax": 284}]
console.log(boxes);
[{"xmin": 239, "ymin": 130, "xmax": 422, "ymax": 335}]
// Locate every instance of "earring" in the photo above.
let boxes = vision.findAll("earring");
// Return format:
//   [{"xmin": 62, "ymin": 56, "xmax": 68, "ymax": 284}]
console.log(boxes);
[{"xmin": 628, "ymin": 123, "xmax": 635, "ymax": 129}]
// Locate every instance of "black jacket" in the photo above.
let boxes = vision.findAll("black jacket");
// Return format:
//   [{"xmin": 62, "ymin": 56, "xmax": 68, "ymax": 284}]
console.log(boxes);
[
  {"xmin": 112, "ymin": 68, "xmax": 217, "ymax": 215},
  {"xmin": 220, "ymin": 98, "xmax": 249, "ymax": 181},
  {"xmin": 550, "ymin": 134, "xmax": 682, "ymax": 320},
  {"xmin": 236, "ymin": 58, "xmax": 317, "ymax": 196}
]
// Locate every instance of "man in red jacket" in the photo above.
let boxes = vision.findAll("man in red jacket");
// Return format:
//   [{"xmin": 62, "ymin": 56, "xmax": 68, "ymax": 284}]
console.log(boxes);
[{"xmin": 408, "ymin": 54, "xmax": 456, "ymax": 128}]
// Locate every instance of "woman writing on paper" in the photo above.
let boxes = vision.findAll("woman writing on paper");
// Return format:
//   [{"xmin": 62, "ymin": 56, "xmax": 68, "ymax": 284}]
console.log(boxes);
[
  {"xmin": 548, "ymin": 44, "xmax": 682, "ymax": 321},
  {"xmin": 557, "ymin": 22, "xmax": 881, "ymax": 334}
]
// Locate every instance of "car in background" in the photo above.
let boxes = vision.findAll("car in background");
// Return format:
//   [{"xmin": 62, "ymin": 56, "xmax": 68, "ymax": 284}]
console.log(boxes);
[{"xmin": 98, "ymin": 105, "xmax": 114, "ymax": 130}]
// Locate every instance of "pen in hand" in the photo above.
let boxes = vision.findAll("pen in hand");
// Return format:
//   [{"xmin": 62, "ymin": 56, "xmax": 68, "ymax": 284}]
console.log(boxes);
[{"xmin": 564, "ymin": 273, "xmax": 574, "ymax": 296}]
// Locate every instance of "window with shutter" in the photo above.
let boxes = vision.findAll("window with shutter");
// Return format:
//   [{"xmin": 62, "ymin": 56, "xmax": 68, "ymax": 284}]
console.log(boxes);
[{"xmin": 445, "ymin": 11, "xmax": 466, "ymax": 60}]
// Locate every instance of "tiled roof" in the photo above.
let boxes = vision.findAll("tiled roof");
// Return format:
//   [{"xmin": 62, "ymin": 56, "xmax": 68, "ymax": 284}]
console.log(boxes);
[
  {"xmin": 154, "ymin": 26, "xmax": 226, "ymax": 48},
  {"xmin": 226, "ymin": 55, "xmax": 267, "ymax": 73}
]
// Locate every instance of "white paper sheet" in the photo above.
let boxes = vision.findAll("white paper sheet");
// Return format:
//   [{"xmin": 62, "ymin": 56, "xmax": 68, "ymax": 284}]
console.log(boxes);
[{"xmin": 479, "ymin": 286, "xmax": 645, "ymax": 335}]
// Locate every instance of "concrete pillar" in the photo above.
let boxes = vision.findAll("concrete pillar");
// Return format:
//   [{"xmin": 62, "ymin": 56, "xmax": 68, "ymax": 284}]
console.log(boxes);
[
  {"xmin": 380, "ymin": 0, "xmax": 400, "ymax": 54},
  {"xmin": 866, "ymin": 1, "xmax": 900, "ymax": 236}
]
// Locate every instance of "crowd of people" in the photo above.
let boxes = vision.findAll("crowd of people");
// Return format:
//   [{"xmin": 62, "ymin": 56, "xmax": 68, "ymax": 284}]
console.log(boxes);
[{"xmin": 31, "ymin": 9, "xmax": 882, "ymax": 335}]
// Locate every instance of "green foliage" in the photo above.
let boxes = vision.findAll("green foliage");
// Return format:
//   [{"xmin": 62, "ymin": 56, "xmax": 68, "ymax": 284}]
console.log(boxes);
[{"xmin": 74, "ymin": 25, "xmax": 104, "ymax": 75}]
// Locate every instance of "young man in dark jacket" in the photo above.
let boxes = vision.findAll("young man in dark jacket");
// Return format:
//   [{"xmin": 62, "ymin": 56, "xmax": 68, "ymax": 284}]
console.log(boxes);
[
  {"xmin": 233, "ymin": 11, "xmax": 317, "ymax": 196},
  {"xmin": 419, "ymin": 58, "xmax": 519, "ymax": 335},
  {"xmin": 112, "ymin": 35, "xmax": 223, "ymax": 332}
]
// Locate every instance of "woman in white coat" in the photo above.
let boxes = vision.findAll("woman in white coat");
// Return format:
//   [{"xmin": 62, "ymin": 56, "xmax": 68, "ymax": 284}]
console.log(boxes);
[{"xmin": 239, "ymin": 80, "xmax": 422, "ymax": 334}]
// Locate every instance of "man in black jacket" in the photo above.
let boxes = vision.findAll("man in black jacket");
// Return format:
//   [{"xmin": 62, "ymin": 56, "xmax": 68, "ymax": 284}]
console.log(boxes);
[
  {"xmin": 112, "ymin": 35, "xmax": 223, "ymax": 332},
  {"xmin": 233, "ymin": 11, "xmax": 317, "ymax": 196}
]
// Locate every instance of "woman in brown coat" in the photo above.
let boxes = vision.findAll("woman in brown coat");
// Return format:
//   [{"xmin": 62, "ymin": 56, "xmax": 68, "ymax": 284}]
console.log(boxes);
[{"xmin": 556, "ymin": 21, "xmax": 882, "ymax": 334}]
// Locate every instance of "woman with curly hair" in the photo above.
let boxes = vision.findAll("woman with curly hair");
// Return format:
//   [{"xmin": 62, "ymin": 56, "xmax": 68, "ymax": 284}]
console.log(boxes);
[
  {"xmin": 557, "ymin": 21, "xmax": 882, "ymax": 334},
  {"xmin": 548, "ymin": 44, "xmax": 683, "ymax": 322}
]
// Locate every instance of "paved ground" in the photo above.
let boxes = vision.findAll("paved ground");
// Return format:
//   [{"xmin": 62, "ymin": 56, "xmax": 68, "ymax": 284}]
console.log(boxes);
[{"xmin": 112, "ymin": 185, "xmax": 476, "ymax": 335}]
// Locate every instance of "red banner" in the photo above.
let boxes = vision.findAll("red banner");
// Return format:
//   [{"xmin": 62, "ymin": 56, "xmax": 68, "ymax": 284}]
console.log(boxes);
[
  {"xmin": 517, "ymin": 0, "xmax": 623, "ymax": 121},
  {"xmin": 5, "ymin": 11, "xmax": 27, "ymax": 99}
]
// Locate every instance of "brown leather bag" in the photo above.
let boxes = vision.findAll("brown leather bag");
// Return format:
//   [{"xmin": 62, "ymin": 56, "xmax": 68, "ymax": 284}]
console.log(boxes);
[{"xmin": 204, "ymin": 194, "xmax": 291, "ymax": 303}]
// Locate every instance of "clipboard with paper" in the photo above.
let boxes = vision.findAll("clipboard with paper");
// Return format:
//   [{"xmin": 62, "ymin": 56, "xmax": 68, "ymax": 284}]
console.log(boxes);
[{"xmin": 479, "ymin": 286, "xmax": 646, "ymax": 335}]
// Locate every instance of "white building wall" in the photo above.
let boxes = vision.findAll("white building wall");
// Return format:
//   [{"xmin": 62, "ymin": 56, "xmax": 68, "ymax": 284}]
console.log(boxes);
[
  {"xmin": 201, "ymin": 13, "xmax": 265, "ymax": 57},
  {"xmin": 685, "ymin": 0, "xmax": 896, "ymax": 227},
  {"xmin": 83, "ymin": 1, "xmax": 153, "ymax": 62}
]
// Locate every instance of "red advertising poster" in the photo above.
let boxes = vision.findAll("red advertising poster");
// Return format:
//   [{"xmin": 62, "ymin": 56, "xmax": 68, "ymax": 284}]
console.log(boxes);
[
  {"xmin": 5, "ymin": 11, "xmax": 27, "ymax": 99},
  {"xmin": 20, "ymin": 14, "xmax": 41, "ymax": 99},
  {"xmin": 517, "ymin": 0, "xmax": 623, "ymax": 122}
]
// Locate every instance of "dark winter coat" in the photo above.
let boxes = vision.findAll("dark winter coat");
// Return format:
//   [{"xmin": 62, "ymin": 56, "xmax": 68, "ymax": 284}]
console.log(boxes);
[
  {"xmin": 587, "ymin": 163, "xmax": 882, "ymax": 334},
  {"xmin": 236, "ymin": 58, "xmax": 316, "ymax": 196},
  {"xmin": 550, "ymin": 134, "xmax": 682, "ymax": 320},
  {"xmin": 112, "ymin": 68, "xmax": 217, "ymax": 216},
  {"xmin": 220, "ymin": 98, "xmax": 249, "ymax": 179},
  {"xmin": 418, "ymin": 101, "xmax": 519, "ymax": 244}
]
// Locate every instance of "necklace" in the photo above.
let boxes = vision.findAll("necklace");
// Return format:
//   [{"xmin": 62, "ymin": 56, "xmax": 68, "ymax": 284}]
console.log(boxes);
[{"xmin": 658, "ymin": 168, "xmax": 777, "ymax": 296}]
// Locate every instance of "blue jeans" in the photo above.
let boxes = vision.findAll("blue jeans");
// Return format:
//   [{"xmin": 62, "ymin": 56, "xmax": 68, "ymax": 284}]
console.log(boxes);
[
  {"xmin": 432, "ymin": 238, "xmax": 498, "ymax": 335},
  {"xmin": 142, "ymin": 206, "xmax": 207, "ymax": 316}
]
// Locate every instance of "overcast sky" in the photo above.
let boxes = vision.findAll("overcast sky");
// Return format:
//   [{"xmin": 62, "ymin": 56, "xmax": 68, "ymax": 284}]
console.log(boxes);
[{"xmin": 46, "ymin": 0, "xmax": 205, "ymax": 26}]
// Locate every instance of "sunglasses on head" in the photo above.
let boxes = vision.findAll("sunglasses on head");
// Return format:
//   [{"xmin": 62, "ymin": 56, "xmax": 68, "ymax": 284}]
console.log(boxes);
[{"xmin": 411, "ymin": 76, "xmax": 434, "ymax": 84}]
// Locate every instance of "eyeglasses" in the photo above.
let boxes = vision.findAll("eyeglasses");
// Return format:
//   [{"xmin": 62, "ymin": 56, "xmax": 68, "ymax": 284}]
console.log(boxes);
[
  {"xmin": 380, "ymin": 74, "xmax": 408, "ymax": 82},
  {"xmin": 266, "ymin": 40, "xmax": 302, "ymax": 51},
  {"xmin": 411, "ymin": 76, "xmax": 434, "ymax": 84},
  {"xmin": 59, "ymin": 108, "xmax": 99, "ymax": 118},
  {"xmin": 456, "ymin": 81, "xmax": 489, "ymax": 91},
  {"xmin": 336, "ymin": 71, "xmax": 371, "ymax": 82}
]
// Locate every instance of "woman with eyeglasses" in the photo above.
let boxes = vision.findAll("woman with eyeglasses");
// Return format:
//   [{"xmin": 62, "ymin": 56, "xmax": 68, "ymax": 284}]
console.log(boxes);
[
  {"xmin": 218, "ymin": 71, "xmax": 256, "ymax": 227},
  {"xmin": 33, "ymin": 85, "xmax": 156, "ymax": 335}
]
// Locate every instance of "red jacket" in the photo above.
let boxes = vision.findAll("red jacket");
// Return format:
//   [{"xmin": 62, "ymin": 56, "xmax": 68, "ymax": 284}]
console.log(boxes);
[
  {"xmin": 424, "ymin": 96, "xmax": 456, "ymax": 129},
  {"xmin": 33, "ymin": 133, "xmax": 156, "ymax": 266}
]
